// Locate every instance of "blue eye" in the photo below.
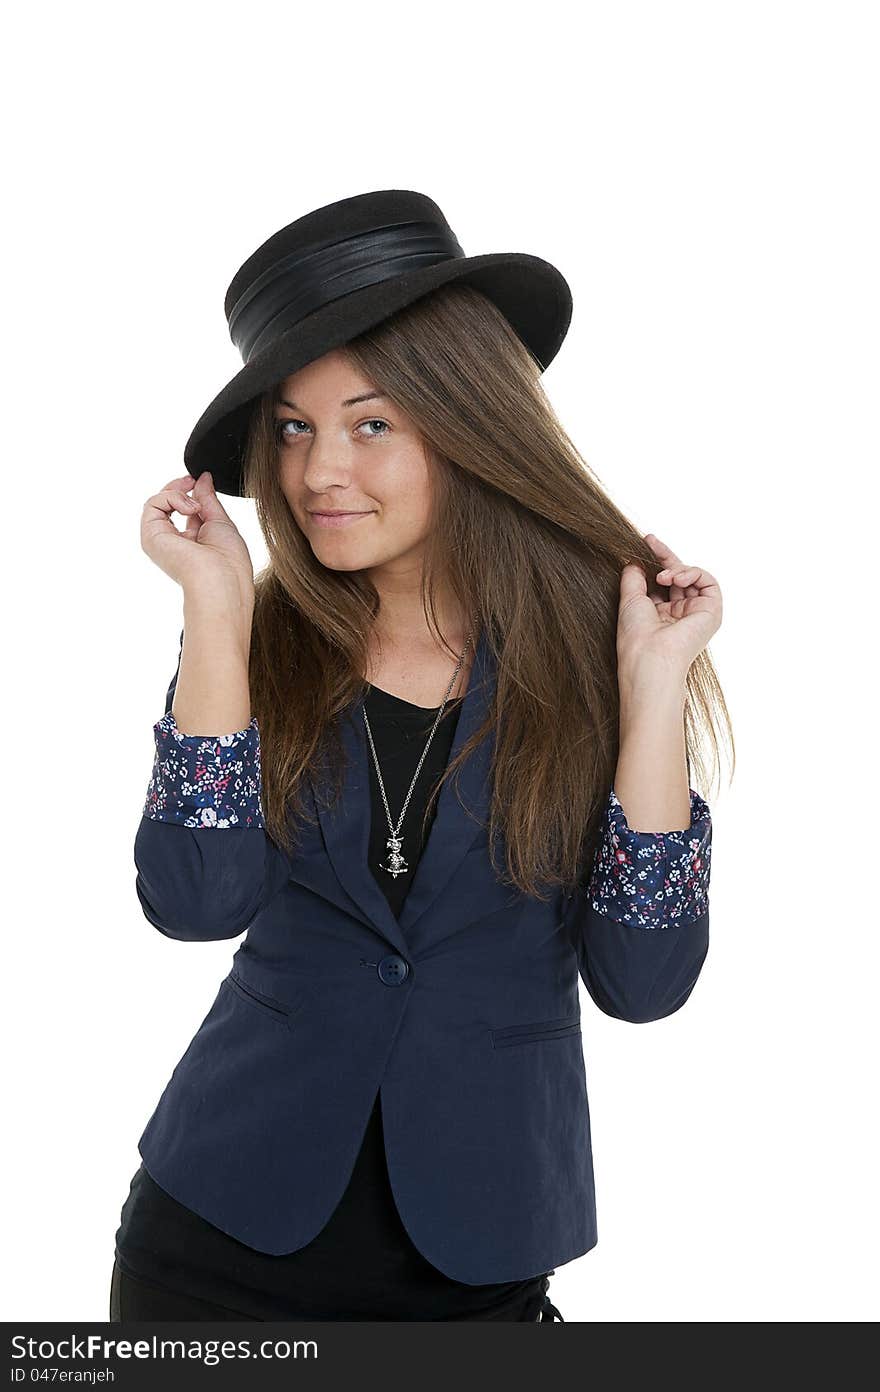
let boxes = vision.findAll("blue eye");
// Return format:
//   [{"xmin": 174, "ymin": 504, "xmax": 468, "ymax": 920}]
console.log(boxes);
[
  {"xmin": 274, "ymin": 418, "xmax": 390, "ymax": 442},
  {"xmin": 274, "ymin": 419, "xmax": 309, "ymax": 440}
]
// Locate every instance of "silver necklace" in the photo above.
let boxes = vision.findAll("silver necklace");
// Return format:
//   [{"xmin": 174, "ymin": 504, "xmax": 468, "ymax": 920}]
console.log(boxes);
[{"xmin": 362, "ymin": 630, "xmax": 474, "ymax": 878}]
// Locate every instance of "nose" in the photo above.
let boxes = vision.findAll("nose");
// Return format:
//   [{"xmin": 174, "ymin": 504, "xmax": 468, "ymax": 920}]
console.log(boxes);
[
  {"xmin": 303, "ymin": 462, "xmax": 351, "ymax": 492},
  {"xmin": 301, "ymin": 434, "xmax": 353, "ymax": 492}
]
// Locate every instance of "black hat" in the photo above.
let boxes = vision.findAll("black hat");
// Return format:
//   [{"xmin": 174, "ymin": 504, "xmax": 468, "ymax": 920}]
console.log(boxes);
[{"xmin": 183, "ymin": 188, "xmax": 573, "ymax": 496}]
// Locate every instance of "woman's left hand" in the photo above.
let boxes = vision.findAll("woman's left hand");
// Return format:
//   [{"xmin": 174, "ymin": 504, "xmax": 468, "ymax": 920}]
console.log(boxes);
[{"xmin": 616, "ymin": 533, "xmax": 723, "ymax": 693}]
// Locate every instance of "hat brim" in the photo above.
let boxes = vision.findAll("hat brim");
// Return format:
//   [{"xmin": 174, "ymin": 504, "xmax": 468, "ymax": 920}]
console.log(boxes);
[{"xmin": 182, "ymin": 251, "xmax": 572, "ymax": 496}]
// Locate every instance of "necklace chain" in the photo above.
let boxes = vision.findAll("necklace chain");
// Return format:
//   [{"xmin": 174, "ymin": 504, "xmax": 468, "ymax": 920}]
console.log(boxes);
[{"xmin": 362, "ymin": 629, "xmax": 475, "ymax": 878}]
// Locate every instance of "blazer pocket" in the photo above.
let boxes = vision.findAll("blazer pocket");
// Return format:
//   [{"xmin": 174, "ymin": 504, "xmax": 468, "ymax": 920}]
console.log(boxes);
[
  {"xmin": 491, "ymin": 1011, "xmax": 582, "ymax": 1049},
  {"xmin": 224, "ymin": 971, "xmax": 298, "ymax": 1030}
]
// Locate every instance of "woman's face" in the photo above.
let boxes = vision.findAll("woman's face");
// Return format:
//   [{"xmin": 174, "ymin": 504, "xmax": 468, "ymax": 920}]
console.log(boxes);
[{"xmin": 275, "ymin": 348, "xmax": 434, "ymax": 576}]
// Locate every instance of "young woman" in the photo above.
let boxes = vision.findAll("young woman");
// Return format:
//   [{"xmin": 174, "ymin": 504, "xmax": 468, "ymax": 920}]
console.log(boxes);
[{"xmin": 110, "ymin": 190, "xmax": 730, "ymax": 1323}]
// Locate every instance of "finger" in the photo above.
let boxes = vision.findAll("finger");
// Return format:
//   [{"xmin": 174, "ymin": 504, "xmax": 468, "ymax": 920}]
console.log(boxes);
[
  {"xmin": 643, "ymin": 537, "xmax": 685, "ymax": 604},
  {"xmin": 619, "ymin": 561, "xmax": 649, "ymax": 605},
  {"xmin": 655, "ymin": 564, "xmax": 720, "ymax": 594},
  {"xmin": 644, "ymin": 533, "xmax": 685, "ymax": 570},
  {"xmin": 644, "ymin": 534, "xmax": 688, "ymax": 599},
  {"xmin": 167, "ymin": 490, "xmax": 202, "ymax": 521},
  {"xmin": 189, "ymin": 470, "xmax": 231, "ymax": 522},
  {"xmin": 160, "ymin": 474, "xmax": 198, "ymax": 493},
  {"xmin": 143, "ymin": 486, "xmax": 202, "ymax": 522},
  {"xmin": 656, "ymin": 563, "xmax": 697, "ymax": 583}
]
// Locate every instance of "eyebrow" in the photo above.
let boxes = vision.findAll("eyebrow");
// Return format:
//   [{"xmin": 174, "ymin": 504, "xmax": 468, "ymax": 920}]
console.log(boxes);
[{"xmin": 276, "ymin": 391, "xmax": 388, "ymax": 411}]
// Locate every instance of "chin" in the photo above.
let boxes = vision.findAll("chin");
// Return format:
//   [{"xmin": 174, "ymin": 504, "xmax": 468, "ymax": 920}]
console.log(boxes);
[{"xmin": 311, "ymin": 544, "xmax": 375, "ymax": 571}]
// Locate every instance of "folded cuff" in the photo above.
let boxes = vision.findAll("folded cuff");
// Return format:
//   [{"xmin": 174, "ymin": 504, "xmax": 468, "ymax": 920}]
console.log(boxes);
[
  {"xmin": 142, "ymin": 712, "xmax": 265, "ymax": 829},
  {"xmin": 587, "ymin": 786, "xmax": 712, "ymax": 928}
]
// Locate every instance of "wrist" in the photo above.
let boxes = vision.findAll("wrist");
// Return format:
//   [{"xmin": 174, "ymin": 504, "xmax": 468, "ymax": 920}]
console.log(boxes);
[
  {"xmin": 618, "ymin": 668, "xmax": 688, "ymax": 718},
  {"xmin": 183, "ymin": 586, "xmax": 254, "ymax": 633}
]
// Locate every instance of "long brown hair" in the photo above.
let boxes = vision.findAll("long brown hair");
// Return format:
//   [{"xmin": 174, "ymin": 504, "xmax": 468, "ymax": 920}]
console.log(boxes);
[{"xmin": 240, "ymin": 282, "xmax": 734, "ymax": 900}]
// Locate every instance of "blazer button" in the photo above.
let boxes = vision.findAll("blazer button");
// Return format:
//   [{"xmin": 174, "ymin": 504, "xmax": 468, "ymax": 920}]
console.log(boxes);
[{"xmin": 377, "ymin": 954, "xmax": 410, "ymax": 986}]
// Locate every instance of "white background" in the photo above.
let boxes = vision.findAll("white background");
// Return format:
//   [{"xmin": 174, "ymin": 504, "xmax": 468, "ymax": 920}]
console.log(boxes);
[{"xmin": 3, "ymin": 0, "xmax": 877, "ymax": 1324}]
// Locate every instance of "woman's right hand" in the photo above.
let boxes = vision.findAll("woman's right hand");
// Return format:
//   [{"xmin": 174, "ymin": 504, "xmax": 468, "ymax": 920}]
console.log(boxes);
[{"xmin": 140, "ymin": 470, "xmax": 255, "ymax": 608}]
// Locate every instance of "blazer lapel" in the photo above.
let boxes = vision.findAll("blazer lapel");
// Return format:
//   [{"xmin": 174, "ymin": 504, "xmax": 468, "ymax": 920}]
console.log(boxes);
[{"xmin": 310, "ymin": 626, "xmax": 496, "ymax": 955}]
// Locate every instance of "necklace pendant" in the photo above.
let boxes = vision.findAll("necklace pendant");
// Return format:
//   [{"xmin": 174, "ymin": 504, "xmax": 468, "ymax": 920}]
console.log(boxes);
[{"xmin": 380, "ymin": 833, "xmax": 408, "ymax": 878}]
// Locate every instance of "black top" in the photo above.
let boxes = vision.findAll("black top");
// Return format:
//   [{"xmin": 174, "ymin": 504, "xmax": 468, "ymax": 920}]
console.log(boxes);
[{"xmin": 115, "ymin": 682, "xmax": 547, "ymax": 1320}]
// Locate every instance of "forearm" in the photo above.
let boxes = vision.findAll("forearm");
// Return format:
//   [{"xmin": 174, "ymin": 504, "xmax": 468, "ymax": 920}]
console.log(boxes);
[
  {"xmin": 138, "ymin": 613, "xmax": 283, "ymax": 939},
  {"xmin": 173, "ymin": 589, "xmax": 255, "ymax": 736},
  {"xmin": 613, "ymin": 674, "xmax": 691, "ymax": 833},
  {"xmin": 574, "ymin": 670, "xmax": 712, "ymax": 1018}
]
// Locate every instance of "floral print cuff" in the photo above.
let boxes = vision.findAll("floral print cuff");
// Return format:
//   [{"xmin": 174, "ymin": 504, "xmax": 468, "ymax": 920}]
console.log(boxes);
[
  {"xmin": 587, "ymin": 786, "xmax": 712, "ymax": 928},
  {"xmin": 142, "ymin": 712, "xmax": 265, "ymax": 829}
]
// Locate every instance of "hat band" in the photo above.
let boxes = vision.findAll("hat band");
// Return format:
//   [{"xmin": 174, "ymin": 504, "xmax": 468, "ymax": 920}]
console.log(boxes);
[{"xmin": 227, "ymin": 218, "xmax": 465, "ymax": 362}]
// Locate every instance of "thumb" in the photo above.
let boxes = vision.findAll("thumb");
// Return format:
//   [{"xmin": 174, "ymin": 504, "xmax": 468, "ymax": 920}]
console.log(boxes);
[
  {"xmin": 619, "ymin": 561, "xmax": 648, "ymax": 605},
  {"xmin": 190, "ymin": 470, "xmax": 230, "ymax": 521}
]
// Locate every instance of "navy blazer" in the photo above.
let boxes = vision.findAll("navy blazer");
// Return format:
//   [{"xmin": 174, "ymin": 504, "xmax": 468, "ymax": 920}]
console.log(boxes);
[{"xmin": 133, "ymin": 625, "xmax": 711, "ymax": 1284}]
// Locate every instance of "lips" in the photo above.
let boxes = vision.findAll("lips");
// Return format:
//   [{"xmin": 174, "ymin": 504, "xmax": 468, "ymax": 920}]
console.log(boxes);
[{"xmin": 307, "ymin": 509, "xmax": 376, "ymax": 529}]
